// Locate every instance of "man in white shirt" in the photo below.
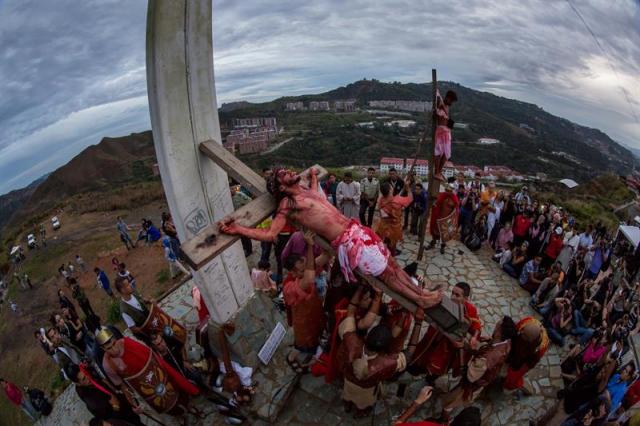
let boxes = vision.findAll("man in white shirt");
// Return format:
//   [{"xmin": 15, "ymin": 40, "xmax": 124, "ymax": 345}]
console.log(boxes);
[
  {"xmin": 336, "ymin": 172, "xmax": 361, "ymax": 220},
  {"xmin": 114, "ymin": 276, "xmax": 150, "ymax": 337},
  {"xmin": 578, "ymin": 225, "xmax": 594, "ymax": 250}
]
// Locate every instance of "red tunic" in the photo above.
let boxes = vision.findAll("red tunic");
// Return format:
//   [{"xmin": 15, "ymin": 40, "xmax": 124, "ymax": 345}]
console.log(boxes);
[
  {"xmin": 429, "ymin": 192, "xmax": 459, "ymax": 237},
  {"xmin": 283, "ymin": 275, "xmax": 325, "ymax": 351},
  {"xmin": 412, "ymin": 301, "xmax": 480, "ymax": 377},
  {"xmin": 382, "ymin": 302, "xmax": 412, "ymax": 354},
  {"xmin": 504, "ymin": 317, "xmax": 549, "ymax": 390},
  {"xmin": 105, "ymin": 337, "xmax": 199, "ymax": 397},
  {"xmin": 544, "ymin": 234, "xmax": 564, "ymax": 260},
  {"xmin": 512, "ymin": 215, "xmax": 532, "ymax": 238}
]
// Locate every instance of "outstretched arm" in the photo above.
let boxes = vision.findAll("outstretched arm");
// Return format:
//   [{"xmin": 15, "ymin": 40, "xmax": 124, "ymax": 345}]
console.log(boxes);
[
  {"xmin": 300, "ymin": 231, "xmax": 317, "ymax": 290},
  {"xmin": 219, "ymin": 200, "xmax": 288, "ymax": 242}
]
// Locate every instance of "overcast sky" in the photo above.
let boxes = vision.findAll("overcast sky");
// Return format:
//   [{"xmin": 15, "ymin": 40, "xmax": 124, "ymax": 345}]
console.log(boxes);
[{"xmin": 0, "ymin": 0, "xmax": 638, "ymax": 195}]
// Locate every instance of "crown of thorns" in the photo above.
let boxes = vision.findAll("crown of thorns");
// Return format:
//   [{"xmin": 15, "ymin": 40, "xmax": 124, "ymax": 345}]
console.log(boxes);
[{"xmin": 267, "ymin": 167, "xmax": 286, "ymax": 195}]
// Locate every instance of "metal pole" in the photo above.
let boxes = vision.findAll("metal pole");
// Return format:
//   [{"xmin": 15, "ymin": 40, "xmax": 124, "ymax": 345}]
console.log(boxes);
[{"xmin": 417, "ymin": 69, "xmax": 438, "ymax": 260}]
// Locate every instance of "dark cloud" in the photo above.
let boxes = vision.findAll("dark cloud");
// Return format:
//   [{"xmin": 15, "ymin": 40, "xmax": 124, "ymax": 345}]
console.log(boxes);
[{"xmin": 0, "ymin": 0, "xmax": 638, "ymax": 194}]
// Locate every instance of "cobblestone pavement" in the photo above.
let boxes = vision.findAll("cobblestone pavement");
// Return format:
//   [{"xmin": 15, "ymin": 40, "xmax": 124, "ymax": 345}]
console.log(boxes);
[{"xmin": 40, "ymin": 236, "xmax": 565, "ymax": 425}]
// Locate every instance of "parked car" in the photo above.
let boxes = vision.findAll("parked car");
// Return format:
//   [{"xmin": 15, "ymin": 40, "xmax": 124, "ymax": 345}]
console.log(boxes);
[
  {"xmin": 51, "ymin": 216, "xmax": 61, "ymax": 230},
  {"xmin": 27, "ymin": 234, "xmax": 37, "ymax": 249}
]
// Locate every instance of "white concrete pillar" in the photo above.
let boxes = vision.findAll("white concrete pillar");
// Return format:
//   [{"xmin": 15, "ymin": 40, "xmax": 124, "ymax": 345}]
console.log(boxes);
[{"xmin": 146, "ymin": 0, "xmax": 253, "ymax": 323}]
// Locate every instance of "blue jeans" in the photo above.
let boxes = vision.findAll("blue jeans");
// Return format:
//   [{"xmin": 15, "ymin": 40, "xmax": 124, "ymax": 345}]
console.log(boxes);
[
  {"xmin": 538, "ymin": 302, "xmax": 553, "ymax": 317},
  {"xmin": 547, "ymin": 326, "xmax": 565, "ymax": 346},
  {"xmin": 571, "ymin": 309, "xmax": 594, "ymax": 345}
]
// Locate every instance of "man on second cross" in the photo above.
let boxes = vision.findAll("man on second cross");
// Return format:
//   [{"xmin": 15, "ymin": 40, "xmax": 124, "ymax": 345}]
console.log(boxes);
[{"xmin": 359, "ymin": 167, "xmax": 379, "ymax": 227}]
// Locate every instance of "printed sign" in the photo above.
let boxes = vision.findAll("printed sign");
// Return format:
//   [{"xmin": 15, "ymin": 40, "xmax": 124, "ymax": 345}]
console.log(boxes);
[{"xmin": 258, "ymin": 322, "xmax": 287, "ymax": 365}]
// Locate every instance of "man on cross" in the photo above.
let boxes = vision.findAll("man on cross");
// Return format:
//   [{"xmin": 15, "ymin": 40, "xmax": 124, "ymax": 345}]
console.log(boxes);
[{"xmin": 219, "ymin": 167, "xmax": 443, "ymax": 309}]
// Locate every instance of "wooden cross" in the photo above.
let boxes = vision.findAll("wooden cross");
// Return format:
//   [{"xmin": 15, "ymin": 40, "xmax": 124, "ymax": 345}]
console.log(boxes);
[{"xmin": 181, "ymin": 140, "xmax": 468, "ymax": 340}]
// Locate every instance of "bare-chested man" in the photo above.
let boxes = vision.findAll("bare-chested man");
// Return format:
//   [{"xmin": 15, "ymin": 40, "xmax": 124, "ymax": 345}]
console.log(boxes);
[
  {"xmin": 219, "ymin": 168, "xmax": 442, "ymax": 309},
  {"xmin": 433, "ymin": 90, "xmax": 458, "ymax": 182}
]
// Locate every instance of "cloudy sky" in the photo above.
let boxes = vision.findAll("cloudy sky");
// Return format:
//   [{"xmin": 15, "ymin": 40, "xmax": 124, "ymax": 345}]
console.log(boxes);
[{"xmin": 0, "ymin": 0, "xmax": 638, "ymax": 195}]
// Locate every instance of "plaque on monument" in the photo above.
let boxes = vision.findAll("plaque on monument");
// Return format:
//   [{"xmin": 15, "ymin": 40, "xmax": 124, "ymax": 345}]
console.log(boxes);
[{"xmin": 258, "ymin": 322, "xmax": 287, "ymax": 365}]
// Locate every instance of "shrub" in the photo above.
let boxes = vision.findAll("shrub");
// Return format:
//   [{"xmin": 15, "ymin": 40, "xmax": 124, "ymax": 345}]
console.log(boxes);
[{"xmin": 107, "ymin": 300, "xmax": 121, "ymax": 324}]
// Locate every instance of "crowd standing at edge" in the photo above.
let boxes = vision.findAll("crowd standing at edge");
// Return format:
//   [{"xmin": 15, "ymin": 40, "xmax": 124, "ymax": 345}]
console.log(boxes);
[{"xmin": 5, "ymin": 165, "xmax": 640, "ymax": 426}]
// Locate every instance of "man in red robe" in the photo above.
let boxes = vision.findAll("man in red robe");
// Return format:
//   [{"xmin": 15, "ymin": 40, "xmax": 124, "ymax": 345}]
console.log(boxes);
[
  {"xmin": 440, "ymin": 317, "xmax": 516, "ymax": 420},
  {"xmin": 427, "ymin": 184, "xmax": 459, "ymax": 254},
  {"xmin": 504, "ymin": 316, "xmax": 549, "ymax": 394},
  {"xmin": 283, "ymin": 230, "xmax": 331, "ymax": 372},
  {"xmin": 409, "ymin": 282, "xmax": 481, "ymax": 379},
  {"xmin": 97, "ymin": 327, "xmax": 199, "ymax": 417}
]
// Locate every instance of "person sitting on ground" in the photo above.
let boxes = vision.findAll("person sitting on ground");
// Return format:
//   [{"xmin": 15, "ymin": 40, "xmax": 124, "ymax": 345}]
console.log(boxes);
[
  {"xmin": 531, "ymin": 272, "xmax": 561, "ymax": 314},
  {"xmin": 544, "ymin": 297, "xmax": 573, "ymax": 347},
  {"xmin": 503, "ymin": 241, "xmax": 528, "ymax": 278},
  {"xmin": 250, "ymin": 260, "xmax": 277, "ymax": 296},
  {"xmin": 605, "ymin": 363, "xmax": 637, "ymax": 420},
  {"xmin": 581, "ymin": 331, "xmax": 609, "ymax": 369},
  {"xmin": 519, "ymin": 255, "xmax": 543, "ymax": 293},
  {"xmin": 493, "ymin": 241, "xmax": 514, "ymax": 268},
  {"xmin": 494, "ymin": 222, "xmax": 513, "ymax": 252}
]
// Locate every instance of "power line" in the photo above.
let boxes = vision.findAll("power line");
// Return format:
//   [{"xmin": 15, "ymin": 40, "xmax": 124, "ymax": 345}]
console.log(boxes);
[{"xmin": 565, "ymin": 0, "xmax": 640, "ymax": 125}]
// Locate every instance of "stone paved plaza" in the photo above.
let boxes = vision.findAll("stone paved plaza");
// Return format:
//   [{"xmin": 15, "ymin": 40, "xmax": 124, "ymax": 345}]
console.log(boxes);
[{"xmin": 40, "ymin": 235, "xmax": 566, "ymax": 425}]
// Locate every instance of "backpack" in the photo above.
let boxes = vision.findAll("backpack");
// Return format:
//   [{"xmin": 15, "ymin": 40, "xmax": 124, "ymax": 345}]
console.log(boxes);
[
  {"xmin": 28, "ymin": 388, "xmax": 52, "ymax": 415},
  {"xmin": 465, "ymin": 232, "xmax": 482, "ymax": 251}
]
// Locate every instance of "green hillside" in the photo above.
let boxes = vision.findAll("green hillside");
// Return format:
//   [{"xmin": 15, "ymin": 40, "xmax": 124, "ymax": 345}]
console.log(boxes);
[{"xmin": 220, "ymin": 79, "xmax": 635, "ymax": 181}]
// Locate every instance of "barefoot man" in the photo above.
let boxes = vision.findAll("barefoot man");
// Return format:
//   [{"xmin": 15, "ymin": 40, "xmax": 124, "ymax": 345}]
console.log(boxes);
[
  {"xmin": 432, "ymin": 90, "xmax": 458, "ymax": 182},
  {"xmin": 219, "ymin": 168, "xmax": 443, "ymax": 309}
]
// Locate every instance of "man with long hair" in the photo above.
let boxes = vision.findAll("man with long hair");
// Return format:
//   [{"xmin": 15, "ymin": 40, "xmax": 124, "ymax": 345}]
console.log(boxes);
[{"xmin": 219, "ymin": 167, "xmax": 442, "ymax": 309}]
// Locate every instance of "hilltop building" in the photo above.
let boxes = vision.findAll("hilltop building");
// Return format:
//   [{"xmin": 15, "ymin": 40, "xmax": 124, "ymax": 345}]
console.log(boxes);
[
  {"xmin": 333, "ymin": 99, "xmax": 357, "ymax": 112},
  {"xmin": 368, "ymin": 100, "xmax": 431, "ymax": 112},
  {"xmin": 309, "ymin": 101, "xmax": 330, "ymax": 111},
  {"xmin": 233, "ymin": 117, "xmax": 277, "ymax": 129},
  {"xmin": 285, "ymin": 101, "xmax": 304, "ymax": 111},
  {"xmin": 380, "ymin": 157, "xmax": 405, "ymax": 174}
]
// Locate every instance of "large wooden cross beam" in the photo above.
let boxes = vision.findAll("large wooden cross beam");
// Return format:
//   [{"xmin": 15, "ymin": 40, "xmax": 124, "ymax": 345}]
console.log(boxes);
[{"xmin": 181, "ymin": 140, "xmax": 468, "ymax": 340}]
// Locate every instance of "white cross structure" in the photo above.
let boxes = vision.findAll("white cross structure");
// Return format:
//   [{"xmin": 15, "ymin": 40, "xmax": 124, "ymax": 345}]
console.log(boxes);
[{"xmin": 145, "ymin": 1, "xmax": 466, "ymax": 370}]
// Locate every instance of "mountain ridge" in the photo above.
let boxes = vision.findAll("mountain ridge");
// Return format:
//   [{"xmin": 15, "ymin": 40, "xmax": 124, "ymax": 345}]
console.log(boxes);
[{"xmin": 226, "ymin": 79, "xmax": 635, "ymax": 179}]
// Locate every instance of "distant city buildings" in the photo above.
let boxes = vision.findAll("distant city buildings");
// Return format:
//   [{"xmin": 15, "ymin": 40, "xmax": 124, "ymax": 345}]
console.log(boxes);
[
  {"xmin": 385, "ymin": 120, "xmax": 416, "ymax": 128},
  {"xmin": 405, "ymin": 159, "xmax": 429, "ymax": 177},
  {"xmin": 477, "ymin": 138, "xmax": 500, "ymax": 145},
  {"xmin": 233, "ymin": 117, "xmax": 277, "ymax": 128},
  {"xmin": 286, "ymin": 99, "xmax": 356, "ymax": 112},
  {"xmin": 380, "ymin": 157, "xmax": 406, "ymax": 174},
  {"xmin": 224, "ymin": 117, "xmax": 278, "ymax": 154},
  {"xmin": 378, "ymin": 157, "xmax": 525, "ymax": 181},
  {"xmin": 309, "ymin": 101, "xmax": 331, "ymax": 111},
  {"xmin": 224, "ymin": 129, "xmax": 271, "ymax": 154},
  {"xmin": 368, "ymin": 100, "xmax": 431, "ymax": 112},
  {"xmin": 285, "ymin": 101, "xmax": 304, "ymax": 111},
  {"xmin": 334, "ymin": 99, "xmax": 357, "ymax": 112}
]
